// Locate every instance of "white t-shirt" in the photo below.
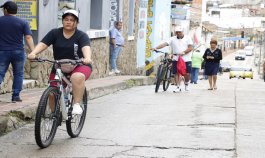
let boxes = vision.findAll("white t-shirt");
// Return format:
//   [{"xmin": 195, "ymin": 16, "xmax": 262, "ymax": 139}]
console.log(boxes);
[{"xmin": 166, "ymin": 36, "xmax": 193, "ymax": 62}]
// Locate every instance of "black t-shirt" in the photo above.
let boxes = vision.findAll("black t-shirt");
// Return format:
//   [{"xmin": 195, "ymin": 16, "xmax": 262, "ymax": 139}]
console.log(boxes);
[{"xmin": 41, "ymin": 27, "xmax": 90, "ymax": 60}]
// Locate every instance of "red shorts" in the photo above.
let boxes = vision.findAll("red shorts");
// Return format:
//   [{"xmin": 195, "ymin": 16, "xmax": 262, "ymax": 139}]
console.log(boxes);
[{"xmin": 49, "ymin": 65, "xmax": 92, "ymax": 87}]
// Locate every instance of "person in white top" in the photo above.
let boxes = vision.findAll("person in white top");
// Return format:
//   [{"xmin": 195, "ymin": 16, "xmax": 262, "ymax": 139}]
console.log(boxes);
[{"xmin": 152, "ymin": 26, "xmax": 193, "ymax": 92}]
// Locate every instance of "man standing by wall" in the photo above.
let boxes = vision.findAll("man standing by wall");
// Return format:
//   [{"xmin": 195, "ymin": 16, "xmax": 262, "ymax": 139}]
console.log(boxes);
[
  {"xmin": 0, "ymin": 1, "xmax": 34, "ymax": 102},
  {"xmin": 109, "ymin": 21, "xmax": 124, "ymax": 75}
]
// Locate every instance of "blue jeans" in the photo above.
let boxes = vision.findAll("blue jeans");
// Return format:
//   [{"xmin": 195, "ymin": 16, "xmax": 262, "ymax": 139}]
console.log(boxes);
[
  {"xmin": 110, "ymin": 45, "xmax": 122, "ymax": 70},
  {"xmin": 0, "ymin": 50, "xmax": 26, "ymax": 97},
  {"xmin": 191, "ymin": 67, "xmax": 199, "ymax": 83}
]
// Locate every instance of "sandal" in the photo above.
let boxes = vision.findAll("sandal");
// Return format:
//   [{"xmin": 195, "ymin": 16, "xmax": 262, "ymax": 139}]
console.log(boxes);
[
  {"xmin": 208, "ymin": 88, "xmax": 213, "ymax": 90},
  {"xmin": 214, "ymin": 87, "xmax": 217, "ymax": 90}
]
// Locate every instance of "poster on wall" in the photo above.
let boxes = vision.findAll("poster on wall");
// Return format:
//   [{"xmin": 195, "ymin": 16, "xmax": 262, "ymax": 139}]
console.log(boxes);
[
  {"xmin": 137, "ymin": 0, "xmax": 148, "ymax": 67},
  {"xmin": 15, "ymin": 0, "xmax": 37, "ymax": 30},
  {"xmin": 58, "ymin": 0, "xmax": 76, "ymax": 27}
]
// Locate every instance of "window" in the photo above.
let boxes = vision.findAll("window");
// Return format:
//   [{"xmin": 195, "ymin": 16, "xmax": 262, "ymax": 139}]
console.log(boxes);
[
  {"xmin": 90, "ymin": 0, "xmax": 103, "ymax": 29},
  {"xmin": 90, "ymin": 0, "xmax": 120, "ymax": 30},
  {"xmin": 86, "ymin": 0, "xmax": 114, "ymax": 38}
]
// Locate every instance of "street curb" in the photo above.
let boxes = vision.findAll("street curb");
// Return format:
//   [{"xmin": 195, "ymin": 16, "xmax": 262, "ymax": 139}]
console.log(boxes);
[
  {"xmin": 0, "ymin": 76, "xmax": 155, "ymax": 136},
  {"xmin": 88, "ymin": 77, "xmax": 155, "ymax": 99}
]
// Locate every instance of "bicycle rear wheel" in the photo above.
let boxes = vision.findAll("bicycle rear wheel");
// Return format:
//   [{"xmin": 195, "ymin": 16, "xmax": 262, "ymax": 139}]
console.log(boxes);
[
  {"xmin": 66, "ymin": 88, "xmax": 88, "ymax": 137},
  {"xmin": 155, "ymin": 65, "xmax": 163, "ymax": 93},
  {"xmin": 35, "ymin": 87, "xmax": 59, "ymax": 148},
  {"xmin": 163, "ymin": 68, "xmax": 172, "ymax": 91}
]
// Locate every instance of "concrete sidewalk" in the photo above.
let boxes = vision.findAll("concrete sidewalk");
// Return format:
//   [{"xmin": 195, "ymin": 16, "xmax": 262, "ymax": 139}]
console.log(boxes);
[{"xmin": 0, "ymin": 75, "xmax": 154, "ymax": 135}]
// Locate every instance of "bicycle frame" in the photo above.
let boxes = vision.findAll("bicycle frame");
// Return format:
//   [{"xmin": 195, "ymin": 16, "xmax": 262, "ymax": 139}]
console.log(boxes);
[
  {"xmin": 53, "ymin": 68, "xmax": 72, "ymax": 120},
  {"xmin": 154, "ymin": 50, "xmax": 173, "ymax": 92},
  {"xmin": 33, "ymin": 58, "xmax": 87, "ymax": 148},
  {"xmin": 35, "ymin": 58, "xmax": 80, "ymax": 120},
  {"xmin": 158, "ymin": 52, "xmax": 172, "ymax": 80}
]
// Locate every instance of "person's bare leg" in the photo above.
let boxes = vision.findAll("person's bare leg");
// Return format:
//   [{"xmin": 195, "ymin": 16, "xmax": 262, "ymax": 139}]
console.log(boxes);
[
  {"xmin": 174, "ymin": 74, "xmax": 180, "ymax": 87},
  {"xmin": 184, "ymin": 73, "xmax": 190, "ymax": 84},
  {"xmin": 213, "ymin": 75, "xmax": 217, "ymax": 89},
  {"xmin": 208, "ymin": 75, "xmax": 213, "ymax": 89},
  {"xmin": 71, "ymin": 72, "xmax": 85, "ymax": 104}
]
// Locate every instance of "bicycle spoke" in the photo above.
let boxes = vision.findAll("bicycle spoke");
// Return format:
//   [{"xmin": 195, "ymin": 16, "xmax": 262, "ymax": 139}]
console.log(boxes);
[
  {"xmin": 66, "ymin": 89, "xmax": 87, "ymax": 138},
  {"xmin": 35, "ymin": 87, "xmax": 59, "ymax": 148}
]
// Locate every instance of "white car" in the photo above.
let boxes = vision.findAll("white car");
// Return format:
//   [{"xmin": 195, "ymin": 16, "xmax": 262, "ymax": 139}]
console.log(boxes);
[
  {"xmin": 235, "ymin": 50, "xmax": 246, "ymax": 60},
  {"xmin": 244, "ymin": 46, "xmax": 254, "ymax": 56},
  {"xmin": 245, "ymin": 50, "xmax": 253, "ymax": 56}
]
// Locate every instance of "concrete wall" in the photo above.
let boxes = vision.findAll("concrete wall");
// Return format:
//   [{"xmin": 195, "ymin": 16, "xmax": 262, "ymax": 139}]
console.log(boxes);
[
  {"xmin": 77, "ymin": 0, "xmax": 91, "ymax": 30},
  {"xmin": 38, "ymin": 0, "xmax": 58, "ymax": 42},
  {"xmin": 119, "ymin": 0, "xmax": 141, "ymax": 75}
]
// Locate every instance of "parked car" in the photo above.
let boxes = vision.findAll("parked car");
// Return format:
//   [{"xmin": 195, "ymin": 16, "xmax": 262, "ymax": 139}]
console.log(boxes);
[
  {"xmin": 229, "ymin": 67, "xmax": 253, "ymax": 79},
  {"xmin": 244, "ymin": 46, "xmax": 254, "ymax": 56},
  {"xmin": 220, "ymin": 61, "xmax": 231, "ymax": 72},
  {"xmin": 235, "ymin": 50, "xmax": 246, "ymax": 60},
  {"xmin": 245, "ymin": 50, "xmax": 253, "ymax": 56}
]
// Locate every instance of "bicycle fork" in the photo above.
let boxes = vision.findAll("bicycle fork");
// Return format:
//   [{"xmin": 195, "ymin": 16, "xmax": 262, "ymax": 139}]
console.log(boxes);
[{"xmin": 160, "ymin": 66, "xmax": 167, "ymax": 80}]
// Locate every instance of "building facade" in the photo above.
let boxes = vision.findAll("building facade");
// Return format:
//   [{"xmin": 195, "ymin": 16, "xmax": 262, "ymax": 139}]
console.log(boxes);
[
  {"xmin": 0, "ymin": 0, "xmax": 173, "ymax": 94},
  {"xmin": 0, "ymin": 0, "xmax": 143, "ymax": 93}
]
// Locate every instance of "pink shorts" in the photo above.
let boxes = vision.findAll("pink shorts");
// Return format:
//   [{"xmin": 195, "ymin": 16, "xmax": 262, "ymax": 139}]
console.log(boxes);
[{"xmin": 49, "ymin": 65, "xmax": 92, "ymax": 87}]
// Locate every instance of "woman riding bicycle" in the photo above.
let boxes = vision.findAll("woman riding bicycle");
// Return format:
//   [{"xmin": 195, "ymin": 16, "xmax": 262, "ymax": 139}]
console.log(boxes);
[{"xmin": 28, "ymin": 10, "xmax": 92, "ymax": 115}]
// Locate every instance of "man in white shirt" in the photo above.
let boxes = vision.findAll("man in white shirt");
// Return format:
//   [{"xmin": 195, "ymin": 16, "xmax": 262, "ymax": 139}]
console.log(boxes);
[{"xmin": 152, "ymin": 26, "xmax": 193, "ymax": 92}]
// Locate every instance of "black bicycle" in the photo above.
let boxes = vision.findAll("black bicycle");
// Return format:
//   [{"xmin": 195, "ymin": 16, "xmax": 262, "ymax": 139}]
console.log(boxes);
[
  {"xmin": 154, "ymin": 50, "xmax": 173, "ymax": 93},
  {"xmin": 33, "ymin": 58, "xmax": 88, "ymax": 148}
]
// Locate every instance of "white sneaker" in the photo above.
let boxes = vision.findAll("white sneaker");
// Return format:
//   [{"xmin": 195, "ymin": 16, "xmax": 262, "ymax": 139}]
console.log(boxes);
[
  {"xmin": 115, "ymin": 69, "xmax": 121, "ymax": 74},
  {"xmin": 72, "ymin": 103, "xmax": 83, "ymax": 115},
  {"xmin": 109, "ymin": 69, "xmax": 115, "ymax": 75},
  {"xmin": 173, "ymin": 87, "xmax": 181, "ymax": 93},
  {"xmin": 185, "ymin": 84, "xmax": 190, "ymax": 91}
]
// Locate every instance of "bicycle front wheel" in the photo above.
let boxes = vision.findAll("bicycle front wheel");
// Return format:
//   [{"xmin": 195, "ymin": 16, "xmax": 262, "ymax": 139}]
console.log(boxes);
[
  {"xmin": 163, "ymin": 68, "xmax": 172, "ymax": 91},
  {"xmin": 66, "ymin": 88, "xmax": 88, "ymax": 137},
  {"xmin": 155, "ymin": 65, "xmax": 163, "ymax": 93},
  {"xmin": 35, "ymin": 87, "xmax": 59, "ymax": 148}
]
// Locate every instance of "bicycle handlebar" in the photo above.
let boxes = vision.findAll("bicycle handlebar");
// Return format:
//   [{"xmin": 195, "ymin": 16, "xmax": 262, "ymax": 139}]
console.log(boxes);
[
  {"xmin": 31, "ymin": 58, "xmax": 83, "ymax": 65},
  {"xmin": 152, "ymin": 50, "xmax": 167, "ymax": 54}
]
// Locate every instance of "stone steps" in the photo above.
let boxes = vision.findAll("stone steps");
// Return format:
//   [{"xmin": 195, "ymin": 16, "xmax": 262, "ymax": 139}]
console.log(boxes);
[
  {"xmin": 22, "ymin": 79, "xmax": 39, "ymax": 90},
  {"xmin": 0, "ymin": 79, "xmax": 38, "ymax": 94}
]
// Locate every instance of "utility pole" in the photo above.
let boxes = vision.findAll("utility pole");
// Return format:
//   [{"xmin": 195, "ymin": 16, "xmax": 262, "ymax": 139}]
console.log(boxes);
[{"xmin": 258, "ymin": 31, "xmax": 263, "ymax": 75}]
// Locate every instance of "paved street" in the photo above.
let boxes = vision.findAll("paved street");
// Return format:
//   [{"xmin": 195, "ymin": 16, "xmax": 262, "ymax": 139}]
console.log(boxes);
[{"xmin": 0, "ymin": 70, "xmax": 264, "ymax": 157}]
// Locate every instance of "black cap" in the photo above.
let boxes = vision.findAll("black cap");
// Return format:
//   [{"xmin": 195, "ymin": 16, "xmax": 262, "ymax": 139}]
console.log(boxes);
[{"xmin": 0, "ymin": 1, "xmax": 18, "ymax": 14}]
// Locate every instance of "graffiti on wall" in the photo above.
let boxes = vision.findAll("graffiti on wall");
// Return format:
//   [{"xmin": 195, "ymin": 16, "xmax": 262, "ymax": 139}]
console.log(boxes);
[
  {"xmin": 109, "ymin": 0, "xmax": 120, "ymax": 28},
  {"xmin": 146, "ymin": 0, "xmax": 153, "ymax": 59},
  {"xmin": 145, "ymin": 0, "xmax": 154, "ymax": 76}
]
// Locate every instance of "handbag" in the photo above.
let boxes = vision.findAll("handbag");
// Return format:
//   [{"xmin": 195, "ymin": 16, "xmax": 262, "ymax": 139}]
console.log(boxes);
[{"xmin": 177, "ymin": 56, "xmax": 186, "ymax": 76}]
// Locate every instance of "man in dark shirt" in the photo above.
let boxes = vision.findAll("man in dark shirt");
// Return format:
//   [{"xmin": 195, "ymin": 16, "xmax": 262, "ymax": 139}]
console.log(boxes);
[{"xmin": 0, "ymin": 1, "xmax": 34, "ymax": 102}]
